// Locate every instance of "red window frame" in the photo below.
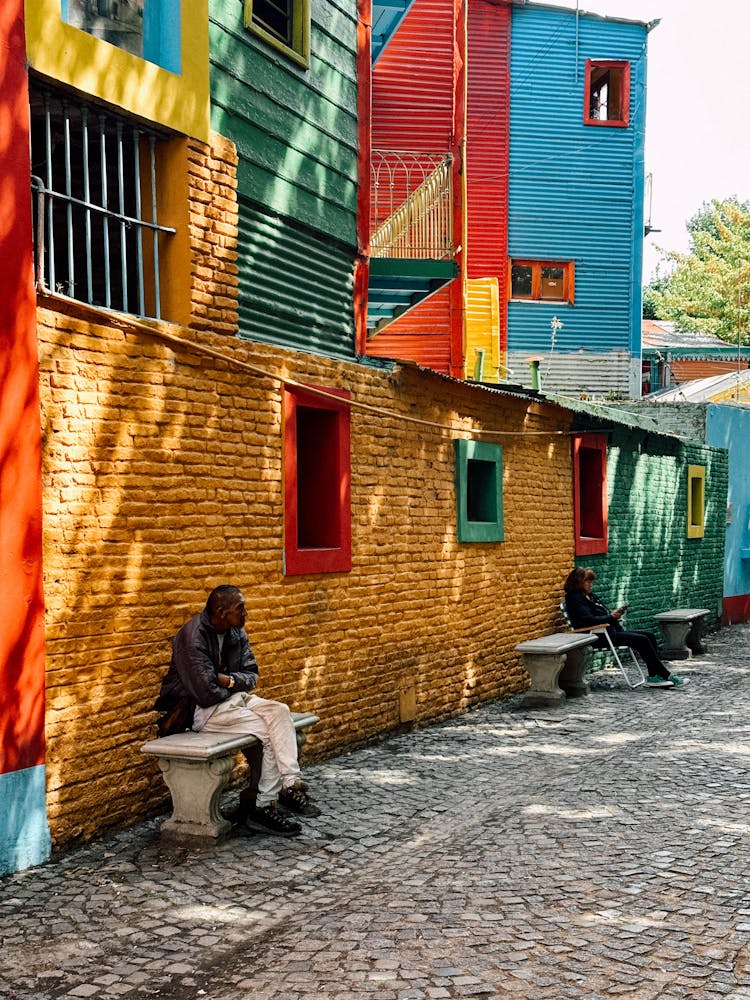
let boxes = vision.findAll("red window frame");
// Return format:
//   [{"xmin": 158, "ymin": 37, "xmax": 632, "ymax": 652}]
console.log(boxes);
[
  {"xmin": 573, "ymin": 434, "xmax": 608, "ymax": 555},
  {"xmin": 508, "ymin": 259, "xmax": 575, "ymax": 304},
  {"xmin": 583, "ymin": 59, "xmax": 630, "ymax": 128},
  {"xmin": 283, "ymin": 383, "xmax": 352, "ymax": 575}
]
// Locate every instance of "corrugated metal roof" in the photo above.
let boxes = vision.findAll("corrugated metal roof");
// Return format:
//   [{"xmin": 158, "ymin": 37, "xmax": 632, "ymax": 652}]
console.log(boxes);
[
  {"xmin": 524, "ymin": 2, "xmax": 653, "ymax": 30},
  {"xmin": 647, "ymin": 369, "xmax": 750, "ymax": 404},
  {"xmin": 642, "ymin": 320, "xmax": 737, "ymax": 351},
  {"xmin": 399, "ymin": 360, "xmax": 688, "ymax": 441}
]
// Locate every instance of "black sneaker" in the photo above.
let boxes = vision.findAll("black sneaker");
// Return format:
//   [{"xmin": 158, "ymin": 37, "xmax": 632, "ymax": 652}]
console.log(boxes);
[
  {"xmin": 244, "ymin": 804, "xmax": 302, "ymax": 837},
  {"xmin": 278, "ymin": 781, "xmax": 322, "ymax": 817}
]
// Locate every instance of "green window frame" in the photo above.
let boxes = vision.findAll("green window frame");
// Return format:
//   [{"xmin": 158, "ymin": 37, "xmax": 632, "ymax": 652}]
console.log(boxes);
[
  {"xmin": 687, "ymin": 465, "xmax": 706, "ymax": 539},
  {"xmin": 454, "ymin": 439, "xmax": 504, "ymax": 543},
  {"xmin": 244, "ymin": 0, "xmax": 310, "ymax": 68}
]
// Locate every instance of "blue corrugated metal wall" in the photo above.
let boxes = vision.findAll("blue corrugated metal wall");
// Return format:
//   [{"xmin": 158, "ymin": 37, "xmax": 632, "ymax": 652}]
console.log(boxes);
[
  {"xmin": 209, "ymin": 0, "xmax": 358, "ymax": 357},
  {"xmin": 508, "ymin": 6, "xmax": 647, "ymax": 361}
]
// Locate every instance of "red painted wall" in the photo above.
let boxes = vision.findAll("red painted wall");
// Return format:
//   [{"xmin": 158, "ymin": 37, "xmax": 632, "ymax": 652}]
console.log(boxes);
[
  {"xmin": 0, "ymin": 1, "xmax": 47, "ymax": 774},
  {"xmin": 365, "ymin": 288, "xmax": 453, "ymax": 371},
  {"xmin": 466, "ymin": 0, "xmax": 510, "ymax": 352},
  {"xmin": 367, "ymin": 0, "xmax": 465, "ymax": 375}
]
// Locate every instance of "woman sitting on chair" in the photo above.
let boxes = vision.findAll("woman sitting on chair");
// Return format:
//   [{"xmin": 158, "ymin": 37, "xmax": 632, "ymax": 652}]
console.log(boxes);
[{"xmin": 563, "ymin": 567, "xmax": 687, "ymax": 689}]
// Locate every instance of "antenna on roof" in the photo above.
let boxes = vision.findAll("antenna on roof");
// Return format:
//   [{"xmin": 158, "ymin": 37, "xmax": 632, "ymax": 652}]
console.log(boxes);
[{"xmin": 644, "ymin": 173, "xmax": 662, "ymax": 236}]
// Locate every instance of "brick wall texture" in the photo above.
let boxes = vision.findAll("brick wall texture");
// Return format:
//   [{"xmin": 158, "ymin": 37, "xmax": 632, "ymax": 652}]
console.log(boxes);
[{"xmin": 34, "ymin": 133, "xmax": 727, "ymax": 848}]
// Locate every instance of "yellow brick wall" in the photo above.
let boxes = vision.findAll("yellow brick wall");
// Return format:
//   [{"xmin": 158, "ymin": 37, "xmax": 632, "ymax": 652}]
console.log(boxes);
[{"xmin": 36, "ymin": 136, "xmax": 575, "ymax": 847}]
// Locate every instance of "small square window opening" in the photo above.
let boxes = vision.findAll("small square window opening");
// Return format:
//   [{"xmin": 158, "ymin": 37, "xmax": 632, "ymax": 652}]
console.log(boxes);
[
  {"xmin": 509, "ymin": 260, "xmax": 574, "ymax": 304},
  {"xmin": 454, "ymin": 440, "xmax": 504, "ymax": 543},
  {"xmin": 466, "ymin": 459, "xmax": 497, "ymax": 523},
  {"xmin": 584, "ymin": 60, "xmax": 630, "ymax": 128}
]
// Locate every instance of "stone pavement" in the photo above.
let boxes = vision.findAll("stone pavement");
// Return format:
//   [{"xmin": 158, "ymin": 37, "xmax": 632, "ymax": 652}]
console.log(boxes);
[{"xmin": 3, "ymin": 625, "xmax": 750, "ymax": 1000}]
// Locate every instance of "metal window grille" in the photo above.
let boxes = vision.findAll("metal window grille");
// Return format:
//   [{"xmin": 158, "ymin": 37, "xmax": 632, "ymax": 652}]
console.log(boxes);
[{"xmin": 29, "ymin": 83, "xmax": 175, "ymax": 321}]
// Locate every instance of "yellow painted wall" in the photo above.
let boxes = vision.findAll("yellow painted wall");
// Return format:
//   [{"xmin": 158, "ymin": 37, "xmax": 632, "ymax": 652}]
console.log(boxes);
[
  {"xmin": 36, "ymin": 134, "xmax": 575, "ymax": 847},
  {"xmin": 463, "ymin": 277, "xmax": 508, "ymax": 383},
  {"xmin": 25, "ymin": 0, "xmax": 209, "ymax": 140}
]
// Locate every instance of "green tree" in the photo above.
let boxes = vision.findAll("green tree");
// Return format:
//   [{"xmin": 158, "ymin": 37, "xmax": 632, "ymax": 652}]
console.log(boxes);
[
  {"xmin": 642, "ymin": 264, "xmax": 670, "ymax": 320},
  {"xmin": 644, "ymin": 198, "xmax": 750, "ymax": 343}
]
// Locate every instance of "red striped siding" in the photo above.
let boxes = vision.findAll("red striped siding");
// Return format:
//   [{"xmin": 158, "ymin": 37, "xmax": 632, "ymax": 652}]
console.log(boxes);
[
  {"xmin": 466, "ymin": 0, "xmax": 510, "ymax": 351},
  {"xmin": 372, "ymin": 0, "xmax": 456, "ymax": 151},
  {"xmin": 365, "ymin": 288, "xmax": 453, "ymax": 373},
  {"xmin": 369, "ymin": 0, "xmax": 463, "ymax": 372}
]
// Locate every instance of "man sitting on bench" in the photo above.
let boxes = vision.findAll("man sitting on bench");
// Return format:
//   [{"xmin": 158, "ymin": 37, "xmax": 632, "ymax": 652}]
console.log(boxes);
[
  {"xmin": 563, "ymin": 567, "xmax": 688, "ymax": 689},
  {"xmin": 155, "ymin": 584, "xmax": 320, "ymax": 837}
]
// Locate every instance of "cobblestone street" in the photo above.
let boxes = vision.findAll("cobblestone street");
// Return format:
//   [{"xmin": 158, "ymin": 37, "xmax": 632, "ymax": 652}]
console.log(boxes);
[{"xmin": 3, "ymin": 625, "xmax": 750, "ymax": 1000}]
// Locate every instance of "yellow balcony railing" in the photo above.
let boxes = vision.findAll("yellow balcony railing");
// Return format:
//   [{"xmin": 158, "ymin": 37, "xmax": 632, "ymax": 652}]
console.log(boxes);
[{"xmin": 370, "ymin": 151, "xmax": 454, "ymax": 259}]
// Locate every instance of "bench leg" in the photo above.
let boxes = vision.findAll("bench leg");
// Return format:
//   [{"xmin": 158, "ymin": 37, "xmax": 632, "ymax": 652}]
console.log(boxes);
[
  {"xmin": 519, "ymin": 652, "xmax": 567, "ymax": 707},
  {"xmin": 686, "ymin": 619, "xmax": 708, "ymax": 655},
  {"xmin": 657, "ymin": 621, "xmax": 692, "ymax": 660},
  {"xmin": 157, "ymin": 756, "xmax": 234, "ymax": 843},
  {"xmin": 559, "ymin": 644, "xmax": 592, "ymax": 698}
]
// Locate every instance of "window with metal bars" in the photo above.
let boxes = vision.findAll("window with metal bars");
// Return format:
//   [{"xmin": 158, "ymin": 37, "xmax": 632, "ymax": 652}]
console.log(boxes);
[{"xmin": 29, "ymin": 81, "xmax": 175, "ymax": 321}]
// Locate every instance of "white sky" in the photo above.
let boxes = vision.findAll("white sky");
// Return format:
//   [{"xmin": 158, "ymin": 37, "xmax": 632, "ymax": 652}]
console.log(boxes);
[{"xmin": 541, "ymin": 0, "xmax": 750, "ymax": 282}]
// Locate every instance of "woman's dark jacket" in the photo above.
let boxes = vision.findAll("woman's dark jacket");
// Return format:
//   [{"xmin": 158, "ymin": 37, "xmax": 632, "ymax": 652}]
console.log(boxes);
[
  {"xmin": 565, "ymin": 590, "xmax": 623, "ymax": 633},
  {"xmin": 155, "ymin": 609, "xmax": 258, "ymax": 711}
]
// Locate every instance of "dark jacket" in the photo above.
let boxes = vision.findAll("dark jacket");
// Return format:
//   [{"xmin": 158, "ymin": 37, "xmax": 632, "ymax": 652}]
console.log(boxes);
[
  {"xmin": 565, "ymin": 590, "xmax": 623, "ymax": 633},
  {"xmin": 155, "ymin": 609, "xmax": 258, "ymax": 711}
]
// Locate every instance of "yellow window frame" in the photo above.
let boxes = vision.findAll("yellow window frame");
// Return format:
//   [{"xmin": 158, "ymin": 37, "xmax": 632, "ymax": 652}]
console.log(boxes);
[
  {"xmin": 687, "ymin": 465, "xmax": 706, "ymax": 539},
  {"xmin": 244, "ymin": 0, "xmax": 310, "ymax": 69}
]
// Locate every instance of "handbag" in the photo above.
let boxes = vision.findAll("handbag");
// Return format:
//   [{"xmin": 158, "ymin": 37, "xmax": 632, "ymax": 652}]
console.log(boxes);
[{"xmin": 156, "ymin": 695, "xmax": 194, "ymax": 737}]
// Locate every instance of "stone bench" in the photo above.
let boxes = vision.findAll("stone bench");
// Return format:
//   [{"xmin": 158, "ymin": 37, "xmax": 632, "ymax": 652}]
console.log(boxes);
[
  {"xmin": 141, "ymin": 711, "xmax": 320, "ymax": 844},
  {"xmin": 515, "ymin": 632, "xmax": 599, "ymax": 707},
  {"xmin": 653, "ymin": 608, "xmax": 710, "ymax": 660}
]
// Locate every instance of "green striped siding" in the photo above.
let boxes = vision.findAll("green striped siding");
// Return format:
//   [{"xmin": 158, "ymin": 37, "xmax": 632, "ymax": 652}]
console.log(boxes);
[
  {"xmin": 237, "ymin": 197, "xmax": 355, "ymax": 355},
  {"xmin": 209, "ymin": 0, "xmax": 358, "ymax": 355}
]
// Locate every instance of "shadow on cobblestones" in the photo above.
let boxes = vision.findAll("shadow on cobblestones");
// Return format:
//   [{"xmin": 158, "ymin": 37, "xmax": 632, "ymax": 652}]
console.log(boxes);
[{"xmin": 3, "ymin": 625, "xmax": 750, "ymax": 999}]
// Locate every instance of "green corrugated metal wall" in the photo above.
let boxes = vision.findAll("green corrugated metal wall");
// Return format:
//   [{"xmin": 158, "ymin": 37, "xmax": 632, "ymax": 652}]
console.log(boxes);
[{"xmin": 209, "ymin": 0, "xmax": 359, "ymax": 357}]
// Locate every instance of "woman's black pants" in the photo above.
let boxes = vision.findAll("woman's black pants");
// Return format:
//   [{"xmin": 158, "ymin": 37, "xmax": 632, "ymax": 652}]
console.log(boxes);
[{"xmin": 593, "ymin": 629, "xmax": 670, "ymax": 679}]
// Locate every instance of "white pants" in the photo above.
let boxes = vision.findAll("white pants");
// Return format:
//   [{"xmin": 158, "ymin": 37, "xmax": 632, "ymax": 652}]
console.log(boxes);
[{"xmin": 197, "ymin": 693, "xmax": 301, "ymax": 807}]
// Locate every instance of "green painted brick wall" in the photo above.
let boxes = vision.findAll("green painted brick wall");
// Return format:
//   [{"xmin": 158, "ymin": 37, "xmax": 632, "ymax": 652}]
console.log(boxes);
[{"xmin": 580, "ymin": 430, "xmax": 728, "ymax": 632}]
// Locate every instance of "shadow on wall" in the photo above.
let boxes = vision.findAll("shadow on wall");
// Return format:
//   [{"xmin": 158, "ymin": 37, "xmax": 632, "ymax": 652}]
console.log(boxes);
[{"xmin": 580, "ymin": 431, "xmax": 725, "ymax": 630}]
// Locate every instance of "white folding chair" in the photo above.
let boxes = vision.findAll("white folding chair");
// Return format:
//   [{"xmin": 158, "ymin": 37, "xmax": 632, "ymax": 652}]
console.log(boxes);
[{"xmin": 561, "ymin": 603, "xmax": 646, "ymax": 689}]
